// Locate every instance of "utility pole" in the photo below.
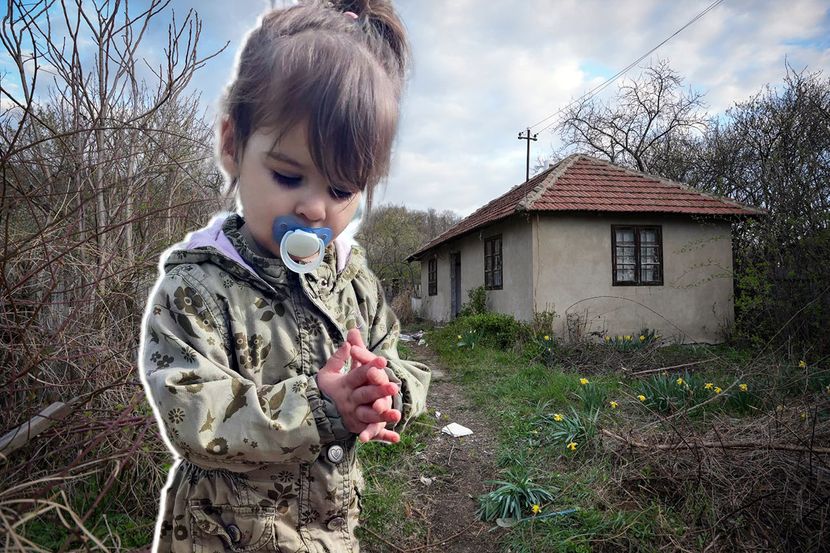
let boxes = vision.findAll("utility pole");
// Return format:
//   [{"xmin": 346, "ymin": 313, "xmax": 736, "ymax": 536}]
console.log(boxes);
[{"xmin": 518, "ymin": 128, "xmax": 538, "ymax": 182}]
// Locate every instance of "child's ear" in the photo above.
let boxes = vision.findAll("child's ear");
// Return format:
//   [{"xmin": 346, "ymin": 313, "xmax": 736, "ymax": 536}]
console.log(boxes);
[{"xmin": 219, "ymin": 115, "xmax": 239, "ymax": 177}]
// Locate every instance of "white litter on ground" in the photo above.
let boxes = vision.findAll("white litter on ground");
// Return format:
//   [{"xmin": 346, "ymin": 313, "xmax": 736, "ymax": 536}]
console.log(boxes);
[
  {"xmin": 441, "ymin": 422, "xmax": 473, "ymax": 437},
  {"xmin": 419, "ymin": 476, "xmax": 435, "ymax": 486}
]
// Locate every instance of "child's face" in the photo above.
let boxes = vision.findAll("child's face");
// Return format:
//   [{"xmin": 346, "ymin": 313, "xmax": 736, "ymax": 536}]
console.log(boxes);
[{"xmin": 221, "ymin": 120, "xmax": 362, "ymax": 259}]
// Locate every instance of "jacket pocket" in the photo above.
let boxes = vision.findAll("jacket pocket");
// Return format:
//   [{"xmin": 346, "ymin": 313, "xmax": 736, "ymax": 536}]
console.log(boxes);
[{"xmin": 188, "ymin": 500, "xmax": 279, "ymax": 553}]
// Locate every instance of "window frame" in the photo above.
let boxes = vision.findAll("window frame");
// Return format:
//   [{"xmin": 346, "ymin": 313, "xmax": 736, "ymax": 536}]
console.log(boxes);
[
  {"xmin": 611, "ymin": 225, "xmax": 664, "ymax": 286},
  {"xmin": 428, "ymin": 257, "xmax": 437, "ymax": 296},
  {"xmin": 484, "ymin": 234, "xmax": 503, "ymax": 290}
]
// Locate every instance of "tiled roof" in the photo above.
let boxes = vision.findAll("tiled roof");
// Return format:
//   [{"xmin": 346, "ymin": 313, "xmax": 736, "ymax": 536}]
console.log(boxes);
[{"xmin": 408, "ymin": 154, "xmax": 764, "ymax": 260}]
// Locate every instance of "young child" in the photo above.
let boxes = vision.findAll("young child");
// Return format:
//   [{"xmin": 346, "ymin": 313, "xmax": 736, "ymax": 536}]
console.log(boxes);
[{"xmin": 138, "ymin": 2, "xmax": 430, "ymax": 551}]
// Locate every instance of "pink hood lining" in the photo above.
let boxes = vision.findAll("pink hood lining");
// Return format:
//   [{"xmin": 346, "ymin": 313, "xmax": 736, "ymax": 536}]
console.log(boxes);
[{"xmin": 179, "ymin": 212, "xmax": 353, "ymax": 277}]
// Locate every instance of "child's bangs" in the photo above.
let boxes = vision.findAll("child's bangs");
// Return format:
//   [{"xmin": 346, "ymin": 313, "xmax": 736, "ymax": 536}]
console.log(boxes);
[{"xmin": 264, "ymin": 33, "xmax": 399, "ymax": 205}]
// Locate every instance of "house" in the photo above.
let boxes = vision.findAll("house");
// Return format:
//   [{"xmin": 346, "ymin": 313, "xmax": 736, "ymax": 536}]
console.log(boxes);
[{"xmin": 407, "ymin": 154, "xmax": 764, "ymax": 344}]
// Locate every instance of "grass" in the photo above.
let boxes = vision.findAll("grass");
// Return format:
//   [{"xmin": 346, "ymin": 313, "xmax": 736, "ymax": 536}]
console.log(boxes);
[
  {"xmin": 18, "ymin": 477, "xmax": 157, "ymax": 550},
  {"xmin": 414, "ymin": 316, "xmax": 829, "ymax": 552},
  {"xmin": 355, "ymin": 412, "xmax": 437, "ymax": 551}
]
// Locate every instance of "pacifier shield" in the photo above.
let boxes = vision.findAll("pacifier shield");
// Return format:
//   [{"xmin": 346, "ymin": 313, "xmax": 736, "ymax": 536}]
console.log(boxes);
[{"xmin": 272, "ymin": 215, "xmax": 332, "ymax": 274}]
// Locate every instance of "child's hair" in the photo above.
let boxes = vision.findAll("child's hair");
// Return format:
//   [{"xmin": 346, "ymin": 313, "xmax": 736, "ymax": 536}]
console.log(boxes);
[{"xmin": 221, "ymin": 0, "xmax": 409, "ymax": 210}]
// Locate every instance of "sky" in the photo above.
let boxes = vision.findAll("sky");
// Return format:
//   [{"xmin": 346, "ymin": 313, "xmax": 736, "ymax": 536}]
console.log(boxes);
[{"xmin": 3, "ymin": 0, "xmax": 829, "ymax": 217}]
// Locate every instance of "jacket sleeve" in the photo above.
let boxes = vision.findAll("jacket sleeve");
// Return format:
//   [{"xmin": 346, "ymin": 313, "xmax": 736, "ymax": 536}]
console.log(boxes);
[
  {"xmin": 363, "ymin": 276, "xmax": 431, "ymax": 434},
  {"xmin": 139, "ymin": 267, "xmax": 351, "ymax": 473}
]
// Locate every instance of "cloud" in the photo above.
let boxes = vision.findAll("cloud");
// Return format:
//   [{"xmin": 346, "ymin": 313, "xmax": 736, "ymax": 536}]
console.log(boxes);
[
  {"xmin": 2, "ymin": 0, "xmax": 827, "ymax": 217},
  {"xmin": 383, "ymin": 0, "xmax": 830, "ymax": 214}
]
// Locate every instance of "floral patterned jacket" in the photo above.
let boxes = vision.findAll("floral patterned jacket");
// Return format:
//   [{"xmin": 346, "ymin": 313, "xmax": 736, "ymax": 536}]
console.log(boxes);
[{"xmin": 138, "ymin": 212, "xmax": 430, "ymax": 553}]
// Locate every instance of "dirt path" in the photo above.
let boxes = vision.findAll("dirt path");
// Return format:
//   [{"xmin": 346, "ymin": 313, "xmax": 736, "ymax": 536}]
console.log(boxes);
[{"xmin": 387, "ymin": 341, "xmax": 506, "ymax": 553}]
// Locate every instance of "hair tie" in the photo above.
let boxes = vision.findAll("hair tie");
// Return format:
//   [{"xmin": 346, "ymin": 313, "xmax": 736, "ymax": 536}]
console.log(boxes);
[{"xmin": 343, "ymin": 11, "xmax": 358, "ymax": 20}]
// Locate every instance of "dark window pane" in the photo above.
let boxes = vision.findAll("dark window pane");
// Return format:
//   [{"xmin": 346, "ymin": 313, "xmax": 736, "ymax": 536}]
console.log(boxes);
[
  {"xmin": 617, "ymin": 268, "xmax": 635, "ymax": 282},
  {"xmin": 616, "ymin": 228, "xmax": 635, "ymax": 244}
]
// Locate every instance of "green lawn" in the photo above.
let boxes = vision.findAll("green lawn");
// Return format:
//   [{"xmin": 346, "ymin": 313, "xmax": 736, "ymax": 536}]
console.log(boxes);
[{"xmin": 410, "ymin": 314, "xmax": 829, "ymax": 552}]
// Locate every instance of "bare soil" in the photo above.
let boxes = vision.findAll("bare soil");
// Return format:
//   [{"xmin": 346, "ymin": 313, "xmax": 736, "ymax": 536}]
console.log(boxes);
[{"xmin": 365, "ymin": 341, "xmax": 506, "ymax": 553}]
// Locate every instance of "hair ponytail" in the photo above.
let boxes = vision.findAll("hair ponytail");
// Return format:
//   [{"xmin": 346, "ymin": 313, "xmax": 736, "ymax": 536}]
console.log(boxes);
[{"xmin": 330, "ymin": 0, "xmax": 409, "ymax": 86}]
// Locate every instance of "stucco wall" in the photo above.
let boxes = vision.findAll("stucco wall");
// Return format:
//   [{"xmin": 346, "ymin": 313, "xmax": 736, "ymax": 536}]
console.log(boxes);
[
  {"xmin": 533, "ymin": 213, "xmax": 735, "ymax": 344},
  {"xmin": 418, "ymin": 215, "xmax": 535, "ymax": 322}
]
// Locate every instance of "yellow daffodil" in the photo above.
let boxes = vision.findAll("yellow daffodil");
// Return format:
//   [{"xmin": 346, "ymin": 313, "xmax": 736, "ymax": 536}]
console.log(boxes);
[
  {"xmin": 553, "ymin": 413, "xmax": 563, "ymax": 422},
  {"xmin": 544, "ymin": 335, "xmax": 550, "ymax": 341},
  {"xmin": 609, "ymin": 401, "xmax": 618, "ymax": 409},
  {"xmin": 457, "ymin": 335, "xmax": 462, "ymax": 340},
  {"xmin": 617, "ymin": 336, "xmax": 623, "ymax": 342},
  {"xmin": 704, "ymin": 382, "xmax": 713, "ymax": 390},
  {"xmin": 624, "ymin": 335, "xmax": 631, "ymax": 341},
  {"xmin": 580, "ymin": 377, "xmax": 589, "ymax": 385},
  {"xmin": 676, "ymin": 377, "xmax": 684, "ymax": 386},
  {"xmin": 638, "ymin": 395, "xmax": 646, "ymax": 402},
  {"xmin": 799, "ymin": 360, "xmax": 807, "ymax": 368},
  {"xmin": 567, "ymin": 442, "xmax": 577, "ymax": 451},
  {"xmin": 639, "ymin": 335, "xmax": 645, "ymax": 341},
  {"xmin": 739, "ymin": 383, "xmax": 748, "ymax": 392},
  {"xmin": 604, "ymin": 336, "xmax": 611, "ymax": 342},
  {"xmin": 714, "ymin": 387, "xmax": 722, "ymax": 394},
  {"xmin": 531, "ymin": 504, "xmax": 541, "ymax": 515}
]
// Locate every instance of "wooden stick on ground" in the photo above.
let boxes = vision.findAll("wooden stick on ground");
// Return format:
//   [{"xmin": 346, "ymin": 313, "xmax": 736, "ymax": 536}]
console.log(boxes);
[
  {"xmin": 601, "ymin": 428, "xmax": 830, "ymax": 454},
  {"xmin": 0, "ymin": 402, "xmax": 74, "ymax": 461},
  {"xmin": 627, "ymin": 358, "xmax": 718, "ymax": 377}
]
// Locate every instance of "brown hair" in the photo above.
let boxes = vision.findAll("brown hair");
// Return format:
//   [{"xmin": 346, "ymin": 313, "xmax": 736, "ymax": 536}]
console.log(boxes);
[{"xmin": 221, "ymin": 0, "xmax": 409, "ymax": 210}]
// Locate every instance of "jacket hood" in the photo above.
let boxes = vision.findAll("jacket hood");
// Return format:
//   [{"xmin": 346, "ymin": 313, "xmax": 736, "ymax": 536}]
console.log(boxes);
[{"xmin": 159, "ymin": 211, "xmax": 358, "ymax": 284}]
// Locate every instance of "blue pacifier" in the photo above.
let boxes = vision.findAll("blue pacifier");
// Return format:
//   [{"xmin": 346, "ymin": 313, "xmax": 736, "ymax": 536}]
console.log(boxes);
[{"xmin": 272, "ymin": 215, "xmax": 333, "ymax": 274}]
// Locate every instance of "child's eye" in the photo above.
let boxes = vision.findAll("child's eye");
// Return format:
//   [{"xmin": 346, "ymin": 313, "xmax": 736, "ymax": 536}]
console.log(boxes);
[
  {"xmin": 329, "ymin": 186, "xmax": 354, "ymax": 201},
  {"xmin": 271, "ymin": 171, "xmax": 302, "ymax": 187}
]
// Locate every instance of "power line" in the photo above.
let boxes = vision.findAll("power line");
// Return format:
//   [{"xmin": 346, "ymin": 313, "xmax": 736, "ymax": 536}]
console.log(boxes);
[{"xmin": 527, "ymin": 0, "xmax": 725, "ymax": 135}]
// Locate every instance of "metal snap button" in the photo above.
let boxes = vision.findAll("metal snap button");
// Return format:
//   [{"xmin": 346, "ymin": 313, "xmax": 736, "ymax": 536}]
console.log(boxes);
[
  {"xmin": 225, "ymin": 523, "xmax": 241, "ymax": 543},
  {"xmin": 326, "ymin": 444, "xmax": 344, "ymax": 464},
  {"xmin": 326, "ymin": 516, "xmax": 346, "ymax": 531}
]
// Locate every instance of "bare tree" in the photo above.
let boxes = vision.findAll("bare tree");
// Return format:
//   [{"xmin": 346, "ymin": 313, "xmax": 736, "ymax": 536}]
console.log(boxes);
[
  {"xmin": 687, "ymin": 66, "xmax": 830, "ymax": 352},
  {"xmin": 557, "ymin": 58, "xmax": 708, "ymax": 180},
  {"xmin": 1, "ymin": 1, "xmax": 228, "ymax": 549}
]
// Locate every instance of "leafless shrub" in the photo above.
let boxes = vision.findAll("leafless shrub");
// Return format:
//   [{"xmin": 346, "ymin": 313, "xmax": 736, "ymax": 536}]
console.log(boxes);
[{"xmin": 1, "ymin": 1, "xmax": 228, "ymax": 549}]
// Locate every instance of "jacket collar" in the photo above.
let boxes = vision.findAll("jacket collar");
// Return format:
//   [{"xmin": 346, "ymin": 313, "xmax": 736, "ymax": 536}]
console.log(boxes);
[{"xmin": 160, "ymin": 212, "xmax": 363, "ymax": 295}]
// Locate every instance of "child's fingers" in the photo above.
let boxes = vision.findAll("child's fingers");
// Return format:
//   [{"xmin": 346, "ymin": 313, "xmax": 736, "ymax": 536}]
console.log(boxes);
[
  {"xmin": 352, "ymin": 382, "xmax": 398, "ymax": 406},
  {"xmin": 371, "ymin": 396, "xmax": 398, "ymax": 417},
  {"xmin": 344, "ymin": 358, "xmax": 387, "ymax": 387},
  {"xmin": 350, "ymin": 344, "xmax": 387, "ymax": 368},
  {"xmin": 321, "ymin": 342, "xmax": 351, "ymax": 374},
  {"xmin": 377, "ymin": 406, "xmax": 400, "ymax": 424},
  {"xmin": 346, "ymin": 328, "xmax": 366, "ymax": 349},
  {"xmin": 355, "ymin": 405, "xmax": 400, "ymax": 424},
  {"xmin": 358, "ymin": 422, "xmax": 384, "ymax": 443},
  {"xmin": 370, "ymin": 428, "xmax": 400, "ymax": 443}
]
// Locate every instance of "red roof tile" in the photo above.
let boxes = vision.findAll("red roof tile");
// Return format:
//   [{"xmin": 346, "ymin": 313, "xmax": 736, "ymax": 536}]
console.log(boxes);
[{"xmin": 409, "ymin": 154, "xmax": 764, "ymax": 260}]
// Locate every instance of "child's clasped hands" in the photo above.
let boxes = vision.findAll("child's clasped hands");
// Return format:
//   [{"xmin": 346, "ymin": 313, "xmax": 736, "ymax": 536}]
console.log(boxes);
[{"xmin": 316, "ymin": 328, "xmax": 401, "ymax": 443}]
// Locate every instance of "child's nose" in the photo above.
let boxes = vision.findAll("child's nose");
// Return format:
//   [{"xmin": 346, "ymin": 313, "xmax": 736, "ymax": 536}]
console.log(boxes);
[{"xmin": 295, "ymin": 188, "xmax": 326, "ymax": 223}]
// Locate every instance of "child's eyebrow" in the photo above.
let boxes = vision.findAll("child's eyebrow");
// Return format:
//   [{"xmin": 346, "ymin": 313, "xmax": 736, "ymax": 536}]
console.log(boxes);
[{"xmin": 265, "ymin": 150, "xmax": 305, "ymax": 169}]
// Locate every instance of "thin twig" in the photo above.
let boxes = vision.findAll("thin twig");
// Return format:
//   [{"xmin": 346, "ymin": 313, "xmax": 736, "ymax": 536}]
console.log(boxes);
[{"xmin": 602, "ymin": 429, "xmax": 830, "ymax": 454}]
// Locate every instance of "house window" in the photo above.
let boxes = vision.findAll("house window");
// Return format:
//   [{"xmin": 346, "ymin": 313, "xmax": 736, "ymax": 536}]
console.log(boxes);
[
  {"xmin": 428, "ymin": 257, "xmax": 437, "ymax": 296},
  {"xmin": 484, "ymin": 235, "xmax": 503, "ymax": 290},
  {"xmin": 611, "ymin": 225, "xmax": 663, "ymax": 286}
]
